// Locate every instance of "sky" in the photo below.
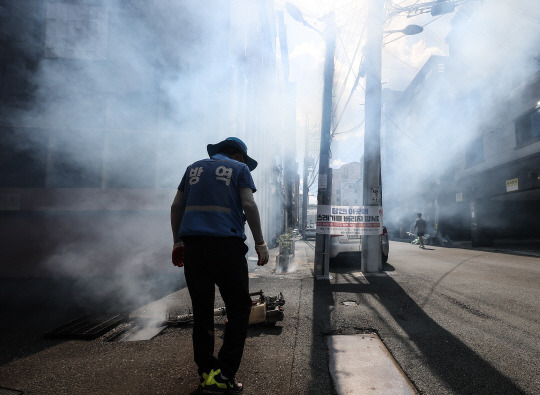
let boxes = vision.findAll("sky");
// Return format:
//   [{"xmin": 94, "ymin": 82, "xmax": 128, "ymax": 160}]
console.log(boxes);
[
  {"xmin": 276, "ymin": 0, "xmax": 455, "ymax": 193},
  {"xmin": 276, "ymin": 0, "xmax": 540, "ymax": 222}
]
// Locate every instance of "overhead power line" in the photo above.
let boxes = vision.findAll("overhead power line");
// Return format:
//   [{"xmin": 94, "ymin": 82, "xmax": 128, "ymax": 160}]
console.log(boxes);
[
  {"xmin": 334, "ymin": 119, "xmax": 365, "ymax": 136},
  {"xmin": 381, "ymin": 108, "xmax": 422, "ymax": 147},
  {"xmin": 388, "ymin": 0, "xmax": 479, "ymax": 18},
  {"xmin": 382, "ymin": 47, "xmax": 419, "ymax": 70}
]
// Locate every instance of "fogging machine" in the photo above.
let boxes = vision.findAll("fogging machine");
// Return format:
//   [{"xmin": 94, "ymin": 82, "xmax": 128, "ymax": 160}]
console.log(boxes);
[{"xmin": 167, "ymin": 290, "xmax": 285, "ymax": 326}]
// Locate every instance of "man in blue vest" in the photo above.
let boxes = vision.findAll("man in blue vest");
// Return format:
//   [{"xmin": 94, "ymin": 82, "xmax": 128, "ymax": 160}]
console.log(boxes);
[{"xmin": 170, "ymin": 137, "xmax": 269, "ymax": 394}]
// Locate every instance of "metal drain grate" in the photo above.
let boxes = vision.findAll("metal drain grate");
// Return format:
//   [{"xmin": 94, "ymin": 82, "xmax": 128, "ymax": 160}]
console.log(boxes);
[
  {"xmin": 0, "ymin": 387, "xmax": 24, "ymax": 395},
  {"xmin": 44, "ymin": 314, "xmax": 128, "ymax": 340}
]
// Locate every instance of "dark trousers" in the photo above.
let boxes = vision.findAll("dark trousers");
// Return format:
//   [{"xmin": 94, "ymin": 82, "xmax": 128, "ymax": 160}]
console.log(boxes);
[{"xmin": 183, "ymin": 236, "xmax": 252, "ymax": 378}]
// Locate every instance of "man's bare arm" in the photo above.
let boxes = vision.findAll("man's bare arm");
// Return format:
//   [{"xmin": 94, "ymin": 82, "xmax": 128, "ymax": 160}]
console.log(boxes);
[
  {"xmin": 240, "ymin": 187, "xmax": 264, "ymax": 244},
  {"xmin": 171, "ymin": 190, "xmax": 185, "ymax": 244}
]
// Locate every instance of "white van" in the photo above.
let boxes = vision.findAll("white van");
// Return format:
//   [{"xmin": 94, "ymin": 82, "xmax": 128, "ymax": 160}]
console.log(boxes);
[{"xmin": 329, "ymin": 226, "xmax": 389, "ymax": 263}]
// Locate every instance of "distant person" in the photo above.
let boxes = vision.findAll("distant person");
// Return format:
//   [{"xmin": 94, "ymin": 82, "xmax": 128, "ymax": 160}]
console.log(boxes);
[
  {"xmin": 414, "ymin": 213, "xmax": 427, "ymax": 249},
  {"xmin": 170, "ymin": 137, "xmax": 270, "ymax": 393}
]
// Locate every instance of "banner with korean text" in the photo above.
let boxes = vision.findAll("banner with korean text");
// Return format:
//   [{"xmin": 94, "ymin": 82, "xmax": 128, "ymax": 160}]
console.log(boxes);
[{"xmin": 316, "ymin": 205, "xmax": 383, "ymax": 236}]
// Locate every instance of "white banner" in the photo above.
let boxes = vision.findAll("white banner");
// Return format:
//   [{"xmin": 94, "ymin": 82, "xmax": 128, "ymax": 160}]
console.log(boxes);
[{"xmin": 316, "ymin": 205, "xmax": 383, "ymax": 236}]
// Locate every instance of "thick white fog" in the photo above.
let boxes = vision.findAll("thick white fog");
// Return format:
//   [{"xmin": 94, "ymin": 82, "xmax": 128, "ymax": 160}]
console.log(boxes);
[
  {"xmin": 2, "ymin": 0, "xmax": 540, "ymax": 308},
  {"xmin": 2, "ymin": 0, "xmax": 287, "ymax": 311},
  {"xmin": 286, "ymin": 0, "xmax": 540, "ymax": 233}
]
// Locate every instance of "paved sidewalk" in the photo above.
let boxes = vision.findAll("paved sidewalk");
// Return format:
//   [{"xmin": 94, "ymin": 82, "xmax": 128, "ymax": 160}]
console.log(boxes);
[
  {"xmin": 0, "ymin": 240, "xmax": 418, "ymax": 395},
  {"xmin": 0, "ymin": 241, "xmax": 327, "ymax": 395}
]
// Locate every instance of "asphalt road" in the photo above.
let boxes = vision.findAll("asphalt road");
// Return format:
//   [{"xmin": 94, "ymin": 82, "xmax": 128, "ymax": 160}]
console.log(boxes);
[{"xmin": 327, "ymin": 241, "xmax": 540, "ymax": 394}]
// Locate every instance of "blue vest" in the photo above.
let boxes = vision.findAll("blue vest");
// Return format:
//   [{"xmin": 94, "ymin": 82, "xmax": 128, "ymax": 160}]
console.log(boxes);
[{"xmin": 178, "ymin": 154, "xmax": 256, "ymax": 240}]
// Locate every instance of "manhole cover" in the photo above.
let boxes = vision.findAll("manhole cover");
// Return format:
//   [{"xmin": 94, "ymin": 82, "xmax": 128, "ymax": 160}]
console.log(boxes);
[
  {"xmin": 340, "ymin": 301, "xmax": 358, "ymax": 306},
  {"xmin": 45, "ymin": 314, "xmax": 128, "ymax": 340}
]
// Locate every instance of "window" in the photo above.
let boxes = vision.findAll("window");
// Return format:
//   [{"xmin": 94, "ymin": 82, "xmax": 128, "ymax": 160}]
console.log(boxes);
[
  {"xmin": 104, "ymin": 132, "xmax": 156, "ymax": 188},
  {"xmin": 465, "ymin": 137, "xmax": 483, "ymax": 167},
  {"xmin": 531, "ymin": 108, "xmax": 540, "ymax": 138},
  {"xmin": 0, "ymin": 128, "xmax": 47, "ymax": 188},
  {"xmin": 515, "ymin": 107, "xmax": 540, "ymax": 146},
  {"xmin": 48, "ymin": 129, "xmax": 104, "ymax": 188}
]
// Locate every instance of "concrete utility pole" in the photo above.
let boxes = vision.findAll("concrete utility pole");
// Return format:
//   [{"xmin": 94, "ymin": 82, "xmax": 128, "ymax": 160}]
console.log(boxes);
[
  {"xmin": 359, "ymin": 0, "xmax": 451, "ymax": 272},
  {"xmin": 314, "ymin": 12, "xmax": 336, "ymax": 280},
  {"xmin": 361, "ymin": 0, "xmax": 385, "ymax": 273},
  {"xmin": 277, "ymin": 11, "xmax": 296, "ymax": 232},
  {"xmin": 302, "ymin": 121, "xmax": 309, "ymax": 236}
]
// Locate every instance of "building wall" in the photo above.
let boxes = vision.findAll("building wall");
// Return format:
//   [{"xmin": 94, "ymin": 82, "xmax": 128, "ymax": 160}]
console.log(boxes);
[
  {"xmin": 381, "ymin": 3, "xmax": 540, "ymax": 243},
  {"xmin": 0, "ymin": 0, "xmax": 288, "ymax": 276},
  {"xmin": 331, "ymin": 162, "xmax": 362, "ymax": 206}
]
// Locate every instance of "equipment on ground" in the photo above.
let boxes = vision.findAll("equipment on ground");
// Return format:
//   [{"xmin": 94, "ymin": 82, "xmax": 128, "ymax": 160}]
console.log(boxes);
[{"xmin": 167, "ymin": 290, "xmax": 285, "ymax": 326}]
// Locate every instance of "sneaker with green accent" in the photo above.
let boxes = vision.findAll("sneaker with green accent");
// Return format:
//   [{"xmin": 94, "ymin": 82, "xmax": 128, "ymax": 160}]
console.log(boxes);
[
  {"xmin": 198, "ymin": 372, "xmax": 209, "ymax": 393},
  {"xmin": 204, "ymin": 369, "xmax": 243, "ymax": 394}
]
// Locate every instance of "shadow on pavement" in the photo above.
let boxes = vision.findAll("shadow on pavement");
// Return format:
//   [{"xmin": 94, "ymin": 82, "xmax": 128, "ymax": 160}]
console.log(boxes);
[
  {"xmin": 366, "ymin": 275, "xmax": 523, "ymax": 394},
  {"xmin": 311, "ymin": 259, "xmax": 524, "ymax": 395},
  {"xmin": 0, "ymin": 275, "xmax": 183, "ymax": 366},
  {"xmin": 309, "ymin": 277, "xmax": 336, "ymax": 395},
  {"xmin": 247, "ymin": 324, "xmax": 283, "ymax": 337},
  {"xmin": 383, "ymin": 263, "xmax": 395, "ymax": 272}
]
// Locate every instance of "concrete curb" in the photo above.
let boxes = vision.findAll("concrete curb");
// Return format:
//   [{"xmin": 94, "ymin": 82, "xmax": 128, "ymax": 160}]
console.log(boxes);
[{"xmin": 327, "ymin": 334, "xmax": 417, "ymax": 394}]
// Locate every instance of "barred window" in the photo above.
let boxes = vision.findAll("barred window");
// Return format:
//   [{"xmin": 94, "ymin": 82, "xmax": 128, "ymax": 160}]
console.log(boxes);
[{"xmin": 515, "ymin": 107, "xmax": 540, "ymax": 146}]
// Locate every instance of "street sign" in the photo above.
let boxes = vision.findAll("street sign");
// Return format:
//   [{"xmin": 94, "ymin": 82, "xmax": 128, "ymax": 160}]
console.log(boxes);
[
  {"xmin": 318, "ymin": 174, "xmax": 327, "ymax": 189},
  {"xmin": 506, "ymin": 178, "xmax": 518, "ymax": 192},
  {"xmin": 316, "ymin": 205, "xmax": 382, "ymax": 236},
  {"xmin": 370, "ymin": 187, "xmax": 381, "ymax": 204}
]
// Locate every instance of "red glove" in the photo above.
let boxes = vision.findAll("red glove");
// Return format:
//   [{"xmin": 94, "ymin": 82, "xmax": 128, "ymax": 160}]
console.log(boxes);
[{"xmin": 172, "ymin": 242, "xmax": 184, "ymax": 267}]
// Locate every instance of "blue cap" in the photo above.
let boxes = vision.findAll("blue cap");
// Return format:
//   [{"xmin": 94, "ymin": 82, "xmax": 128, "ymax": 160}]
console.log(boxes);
[{"xmin": 207, "ymin": 137, "xmax": 258, "ymax": 171}]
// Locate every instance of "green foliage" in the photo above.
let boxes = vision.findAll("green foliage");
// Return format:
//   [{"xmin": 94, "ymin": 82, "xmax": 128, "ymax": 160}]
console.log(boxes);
[{"xmin": 278, "ymin": 228, "xmax": 294, "ymax": 255}]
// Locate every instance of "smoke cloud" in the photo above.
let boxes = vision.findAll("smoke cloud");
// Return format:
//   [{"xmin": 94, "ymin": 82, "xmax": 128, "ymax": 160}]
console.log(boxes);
[
  {"xmin": 4, "ymin": 0, "xmax": 539, "ymax": 312},
  {"xmin": 1, "ymin": 0, "xmax": 287, "ymax": 314},
  {"xmin": 287, "ymin": 0, "xmax": 540, "ymax": 238},
  {"xmin": 378, "ymin": 0, "xmax": 540, "ymax": 234}
]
